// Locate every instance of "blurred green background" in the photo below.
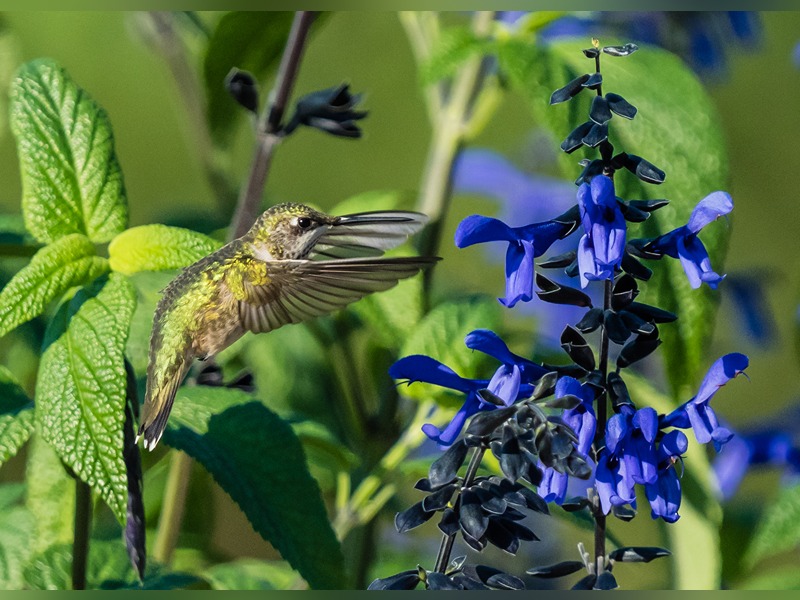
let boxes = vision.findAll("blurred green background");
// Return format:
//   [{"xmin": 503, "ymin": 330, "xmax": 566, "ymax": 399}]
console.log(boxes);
[{"xmin": 0, "ymin": 11, "xmax": 798, "ymax": 588}]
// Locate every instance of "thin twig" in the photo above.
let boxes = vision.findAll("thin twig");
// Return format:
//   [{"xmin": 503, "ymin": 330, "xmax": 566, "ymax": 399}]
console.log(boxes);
[
  {"xmin": 72, "ymin": 480, "xmax": 92, "ymax": 590},
  {"xmin": 230, "ymin": 11, "xmax": 317, "ymax": 240},
  {"xmin": 146, "ymin": 12, "xmax": 237, "ymax": 216}
]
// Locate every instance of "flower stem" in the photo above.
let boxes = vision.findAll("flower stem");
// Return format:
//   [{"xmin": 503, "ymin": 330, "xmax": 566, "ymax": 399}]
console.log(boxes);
[
  {"xmin": 230, "ymin": 11, "xmax": 317, "ymax": 239},
  {"xmin": 406, "ymin": 11, "xmax": 495, "ymax": 298},
  {"xmin": 433, "ymin": 446, "xmax": 485, "ymax": 573},
  {"xmin": 593, "ymin": 277, "xmax": 613, "ymax": 571},
  {"xmin": 72, "ymin": 479, "xmax": 92, "ymax": 590},
  {"xmin": 146, "ymin": 11, "xmax": 237, "ymax": 216},
  {"xmin": 152, "ymin": 450, "xmax": 193, "ymax": 567}
]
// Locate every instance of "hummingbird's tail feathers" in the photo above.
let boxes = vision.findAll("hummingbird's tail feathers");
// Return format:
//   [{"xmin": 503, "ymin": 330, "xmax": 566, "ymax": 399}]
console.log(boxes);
[
  {"xmin": 138, "ymin": 361, "xmax": 191, "ymax": 451},
  {"xmin": 239, "ymin": 256, "xmax": 440, "ymax": 334},
  {"xmin": 310, "ymin": 211, "xmax": 429, "ymax": 260}
]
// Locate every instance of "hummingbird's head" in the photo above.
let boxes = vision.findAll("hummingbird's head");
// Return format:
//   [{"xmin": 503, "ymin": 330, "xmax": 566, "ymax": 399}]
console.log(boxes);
[{"xmin": 247, "ymin": 203, "xmax": 334, "ymax": 260}]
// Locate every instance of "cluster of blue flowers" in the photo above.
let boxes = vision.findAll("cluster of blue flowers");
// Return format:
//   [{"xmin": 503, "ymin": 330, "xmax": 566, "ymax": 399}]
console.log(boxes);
[{"xmin": 391, "ymin": 41, "xmax": 748, "ymax": 528}]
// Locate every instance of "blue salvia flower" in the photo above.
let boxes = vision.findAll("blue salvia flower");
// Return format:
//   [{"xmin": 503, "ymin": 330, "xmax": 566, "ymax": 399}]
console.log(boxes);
[
  {"xmin": 390, "ymin": 329, "xmax": 544, "ymax": 447},
  {"xmin": 644, "ymin": 430, "xmax": 689, "ymax": 522},
  {"xmin": 538, "ymin": 377, "xmax": 596, "ymax": 504},
  {"xmin": 646, "ymin": 191, "xmax": 733, "ymax": 290},
  {"xmin": 661, "ymin": 352, "xmax": 749, "ymax": 451},
  {"xmin": 576, "ymin": 175, "xmax": 626, "ymax": 288}
]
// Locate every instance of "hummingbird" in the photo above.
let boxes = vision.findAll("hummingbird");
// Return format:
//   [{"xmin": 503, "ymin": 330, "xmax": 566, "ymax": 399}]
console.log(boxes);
[{"xmin": 138, "ymin": 202, "xmax": 437, "ymax": 450}]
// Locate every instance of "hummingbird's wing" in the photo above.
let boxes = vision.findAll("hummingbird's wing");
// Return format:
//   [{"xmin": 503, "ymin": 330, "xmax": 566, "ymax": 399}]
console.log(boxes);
[
  {"xmin": 308, "ymin": 211, "xmax": 429, "ymax": 260},
  {"xmin": 236, "ymin": 256, "xmax": 438, "ymax": 333}
]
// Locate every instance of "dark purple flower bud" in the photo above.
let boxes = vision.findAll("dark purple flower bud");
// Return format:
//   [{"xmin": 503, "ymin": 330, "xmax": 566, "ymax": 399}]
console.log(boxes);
[{"xmin": 284, "ymin": 83, "xmax": 367, "ymax": 138}]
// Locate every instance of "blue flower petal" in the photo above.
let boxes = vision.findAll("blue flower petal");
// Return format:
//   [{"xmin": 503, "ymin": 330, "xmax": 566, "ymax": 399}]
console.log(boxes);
[
  {"xmin": 455, "ymin": 215, "xmax": 517, "ymax": 248},
  {"xmin": 633, "ymin": 407, "xmax": 659, "ymax": 444},
  {"xmin": 499, "ymin": 240, "xmax": 534, "ymax": 307},
  {"xmin": 686, "ymin": 191, "xmax": 733, "ymax": 233},
  {"xmin": 487, "ymin": 364, "xmax": 521, "ymax": 407},
  {"xmin": 645, "ymin": 466, "xmax": 681, "ymax": 522},
  {"xmin": 694, "ymin": 353, "xmax": 749, "ymax": 405},
  {"xmin": 389, "ymin": 355, "xmax": 479, "ymax": 393}
]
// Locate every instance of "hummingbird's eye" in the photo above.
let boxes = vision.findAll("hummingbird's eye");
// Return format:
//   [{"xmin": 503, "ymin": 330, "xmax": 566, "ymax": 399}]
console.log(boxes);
[{"xmin": 297, "ymin": 217, "xmax": 313, "ymax": 230}]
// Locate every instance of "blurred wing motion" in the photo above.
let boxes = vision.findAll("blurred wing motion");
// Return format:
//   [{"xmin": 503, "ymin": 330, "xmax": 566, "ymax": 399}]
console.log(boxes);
[
  {"xmin": 138, "ymin": 208, "xmax": 436, "ymax": 450},
  {"xmin": 239, "ymin": 256, "xmax": 438, "ymax": 333}
]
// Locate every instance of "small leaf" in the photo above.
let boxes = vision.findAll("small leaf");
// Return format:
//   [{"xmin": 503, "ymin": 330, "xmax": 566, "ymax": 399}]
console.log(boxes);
[
  {"xmin": 746, "ymin": 483, "xmax": 800, "ymax": 566},
  {"xmin": 535, "ymin": 273, "xmax": 592, "ymax": 307},
  {"xmin": 36, "ymin": 273, "xmax": 136, "ymax": 524},
  {"xmin": 108, "ymin": 225, "xmax": 221, "ymax": 275},
  {"xmin": 549, "ymin": 73, "xmax": 590, "ymax": 104},
  {"xmin": 0, "ymin": 234, "xmax": 109, "ymax": 338},
  {"xmin": 486, "ymin": 572, "xmax": 525, "ymax": 590},
  {"xmin": 560, "ymin": 325, "xmax": 595, "ymax": 371},
  {"xmin": 10, "ymin": 59, "xmax": 128, "ymax": 243},
  {"xmin": 395, "ymin": 501, "xmax": 434, "ymax": 533},
  {"xmin": 368, "ymin": 570, "xmax": 421, "ymax": 591},
  {"xmin": 205, "ymin": 559, "xmax": 299, "ymax": 590},
  {"xmin": 0, "ymin": 365, "xmax": 34, "ymax": 468},
  {"xmin": 603, "ymin": 43, "xmax": 639, "ymax": 57},
  {"xmin": 162, "ymin": 386, "xmax": 346, "ymax": 590},
  {"xmin": 399, "ymin": 296, "xmax": 501, "ymax": 404}
]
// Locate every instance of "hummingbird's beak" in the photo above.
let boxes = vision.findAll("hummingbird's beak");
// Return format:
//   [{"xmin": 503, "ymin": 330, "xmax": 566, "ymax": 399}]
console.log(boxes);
[{"xmin": 309, "ymin": 211, "xmax": 429, "ymax": 260}]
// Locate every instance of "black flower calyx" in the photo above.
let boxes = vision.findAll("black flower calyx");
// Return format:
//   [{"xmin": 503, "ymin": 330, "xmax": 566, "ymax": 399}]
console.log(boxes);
[
  {"xmin": 284, "ymin": 83, "xmax": 367, "ymax": 138},
  {"xmin": 224, "ymin": 67, "xmax": 260, "ymax": 114}
]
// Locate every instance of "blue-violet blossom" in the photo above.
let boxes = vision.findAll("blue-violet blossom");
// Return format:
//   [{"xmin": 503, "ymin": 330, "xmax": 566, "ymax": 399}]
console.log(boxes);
[
  {"xmin": 647, "ymin": 191, "xmax": 733, "ymax": 290},
  {"xmin": 455, "ymin": 215, "xmax": 567, "ymax": 307},
  {"xmin": 389, "ymin": 329, "xmax": 544, "ymax": 446},
  {"xmin": 577, "ymin": 175, "xmax": 626, "ymax": 288}
]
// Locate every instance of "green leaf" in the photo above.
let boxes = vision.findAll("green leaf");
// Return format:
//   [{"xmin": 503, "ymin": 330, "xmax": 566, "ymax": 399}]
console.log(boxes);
[
  {"xmin": 24, "ymin": 433, "xmax": 75, "ymax": 555},
  {"xmin": 504, "ymin": 40, "xmax": 729, "ymax": 397},
  {"xmin": 741, "ymin": 568, "xmax": 800, "ymax": 590},
  {"xmin": 746, "ymin": 484, "xmax": 800, "ymax": 567},
  {"xmin": 203, "ymin": 11, "xmax": 294, "ymax": 145},
  {"xmin": 0, "ymin": 491, "xmax": 33, "ymax": 589},
  {"xmin": 35, "ymin": 273, "xmax": 136, "ymax": 524},
  {"xmin": 21, "ymin": 540, "xmax": 200, "ymax": 590},
  {"xmin": 9, "ymin": 58, "xmax": 128, "ymax": 244},
  {"xmin": 0, "ymin": 365, "xmax": 34, "ymax": 469},
  {"xmin": 205, "ymin": 559, "xmax": 298, "ymax": 590},
  {"xmin": 162, "ymin": 386, "xmax": 347, "ymax": 590},
  {"xmin": 398, "ymin": 295, "xmax": 502, "ymax": 405},
  {"xmin": 0, "ymin": 233, "xmax": 108, "ymax": 338},
  {"xmin": 421, "ymin": 26, "xmax": 490, "ymax": 85},
  {"xmin": 108, "ymin": 224, "xmax": 221, "ymax": 275}
]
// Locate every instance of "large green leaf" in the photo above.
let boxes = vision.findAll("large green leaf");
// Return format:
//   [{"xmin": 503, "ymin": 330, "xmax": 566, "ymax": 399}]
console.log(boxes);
[
  {"xmin": 203, "ymin": 11, "xmax": 294, "ymax": 145},
  {"xmin": 0, "ymin": 233, "xmax": 108, "ymax": 338},
  {"xmin": 162, "ymin": 386, "xmax": 347, "ymax": 590},
  {"xmin": 9, "ymin": 59, "xmax": 128, "ymax": 244},
  {"xmin": 24, "ymin": 433, "xmax": 75, "ymax": 555},
  {"xmin": 0, "ymin": 365, "xmax": 34, "ymax": 469},
  {"xmin": 746, "ymin": 483, "xmax": 800, "ymax": 567},
  {"xmin": 205, "ymin": 559, "xmax": 297, "ymax": 590},
  {"xmin": 502, "ymin": 39, "xmax": 729, "ymax": 397},
  {"xmin": 20, "ymin": 539, "xmax": 203, "ymax": 590},
  {"xmin": 0, "ymin": 486, "xmax": 33, "ymax": 590},
  {"xmin": 398, "ymin": 295, "xmax": 502, "ymax": 405},
  {"xmin": 35, "ymin": 273, "xmax": 136, "ymax": 524},
  {"xmin": 108, "ymin": 224, "xmax": 221, "ymax": 275}
]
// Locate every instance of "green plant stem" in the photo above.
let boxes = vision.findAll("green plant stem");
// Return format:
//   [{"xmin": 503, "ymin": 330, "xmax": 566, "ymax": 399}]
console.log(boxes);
[
  {"xmin": 230, "ymin": 10, "xmax": 316, "ymax": 239},
  {"xmin": 410, "ymin": 11, "xmax": 495, "ymax": 296},
  {"xmin": 146, "ymin": 11, "xmax": 237, "ymax": 216},
  {"xmin": 433, "ymin": 446, "xmax": 485, "ymax": 573},
  {"xmin": 152, "ymin": 450, "xmax": 193, "ymax": 567},
  {"xmin": 72, "ymin": 479, "xmax": 92, "ymax": 590},
  {"xmin": 333, "ymin": 401, "xmax": 436, "ymax": 539}
]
